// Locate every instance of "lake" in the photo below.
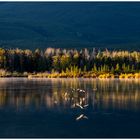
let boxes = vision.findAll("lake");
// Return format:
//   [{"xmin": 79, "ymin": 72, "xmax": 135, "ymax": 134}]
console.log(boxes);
[{"xmin": 0, "ymin": 78, "xmax": 140, "ymax": 138}]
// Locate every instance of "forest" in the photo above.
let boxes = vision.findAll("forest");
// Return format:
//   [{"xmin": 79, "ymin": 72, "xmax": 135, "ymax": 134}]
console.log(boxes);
[{"xmin": 0, "ymin": 47, "xmax": 140, "ymax": 78}]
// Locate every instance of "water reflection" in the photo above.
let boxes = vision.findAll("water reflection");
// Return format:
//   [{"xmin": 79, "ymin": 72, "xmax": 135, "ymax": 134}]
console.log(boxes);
[{"xmin": 0, "ymin": 78, "xmax": 140, "ymax": 112}]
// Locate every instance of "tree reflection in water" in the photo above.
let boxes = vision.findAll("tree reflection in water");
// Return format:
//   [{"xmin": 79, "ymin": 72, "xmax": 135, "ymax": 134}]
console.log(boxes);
[{"xmin": 0, "ymin": 78, "xmax": 140, "ymax": 115}]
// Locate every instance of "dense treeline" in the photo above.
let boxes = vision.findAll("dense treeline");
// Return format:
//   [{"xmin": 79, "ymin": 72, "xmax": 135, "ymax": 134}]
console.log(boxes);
[{"xmin": 0, "ymin": 47, "xmax": 140, "ymax": 76}]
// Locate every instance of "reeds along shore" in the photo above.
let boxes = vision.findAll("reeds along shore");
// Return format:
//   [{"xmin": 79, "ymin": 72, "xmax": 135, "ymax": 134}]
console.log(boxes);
[
  {"xmin": 27, "ymin": 72, "xmax": 140, "ymax": 79},
  {"xmin": 0, "ymin": 70, "xmax": 140, "ymax": 79},
  {"xmin": 1, "ymin": 70, "xmax": 140, "ymax": 79},
  {"xmin": 0, "ymin": 47, "xmax": 140, "ymax": 78}
]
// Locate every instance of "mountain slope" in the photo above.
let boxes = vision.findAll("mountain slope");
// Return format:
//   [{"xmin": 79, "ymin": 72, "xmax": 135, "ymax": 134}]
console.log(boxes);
[{"xmin": 0, "ymin": 2, "xmax": 140, "ymax": 50}]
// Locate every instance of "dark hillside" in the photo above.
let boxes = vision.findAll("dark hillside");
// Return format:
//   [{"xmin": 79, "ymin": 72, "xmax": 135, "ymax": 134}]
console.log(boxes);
[{"xmin": 0, "ymin": 2, "xmax": 140, "ymax": 50}]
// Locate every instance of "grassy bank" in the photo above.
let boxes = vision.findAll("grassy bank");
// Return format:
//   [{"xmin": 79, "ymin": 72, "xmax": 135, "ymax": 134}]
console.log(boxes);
[
  {"xmin": 27, "ymin": 72, "xmax": 140, "ymax": 79},
  {"xmin": 0, "ymin": 69, "xmax": 140, "ymax": 79},
  {"xmin": 0, "ymin": 69, "xmax": 28, "ymax": 77}
]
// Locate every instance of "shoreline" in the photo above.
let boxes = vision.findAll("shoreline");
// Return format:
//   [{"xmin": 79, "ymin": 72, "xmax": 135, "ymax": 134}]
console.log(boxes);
[
  {"xmin": 27, "ymin": 72, "xmax": 140, "ymax": 79},
  {"xmin": 0, "ymin": 74, "xmax": 140, "ymax": 79},
  {"xmin": 0, "ymin": 70, "xmax": 140, "ymax": 79}
]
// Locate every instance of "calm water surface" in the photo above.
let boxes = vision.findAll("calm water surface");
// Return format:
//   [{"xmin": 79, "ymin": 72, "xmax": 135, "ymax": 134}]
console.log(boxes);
[{"xmin": 0, "ymin": 78, "xmax": 140, "ymax": 138}]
